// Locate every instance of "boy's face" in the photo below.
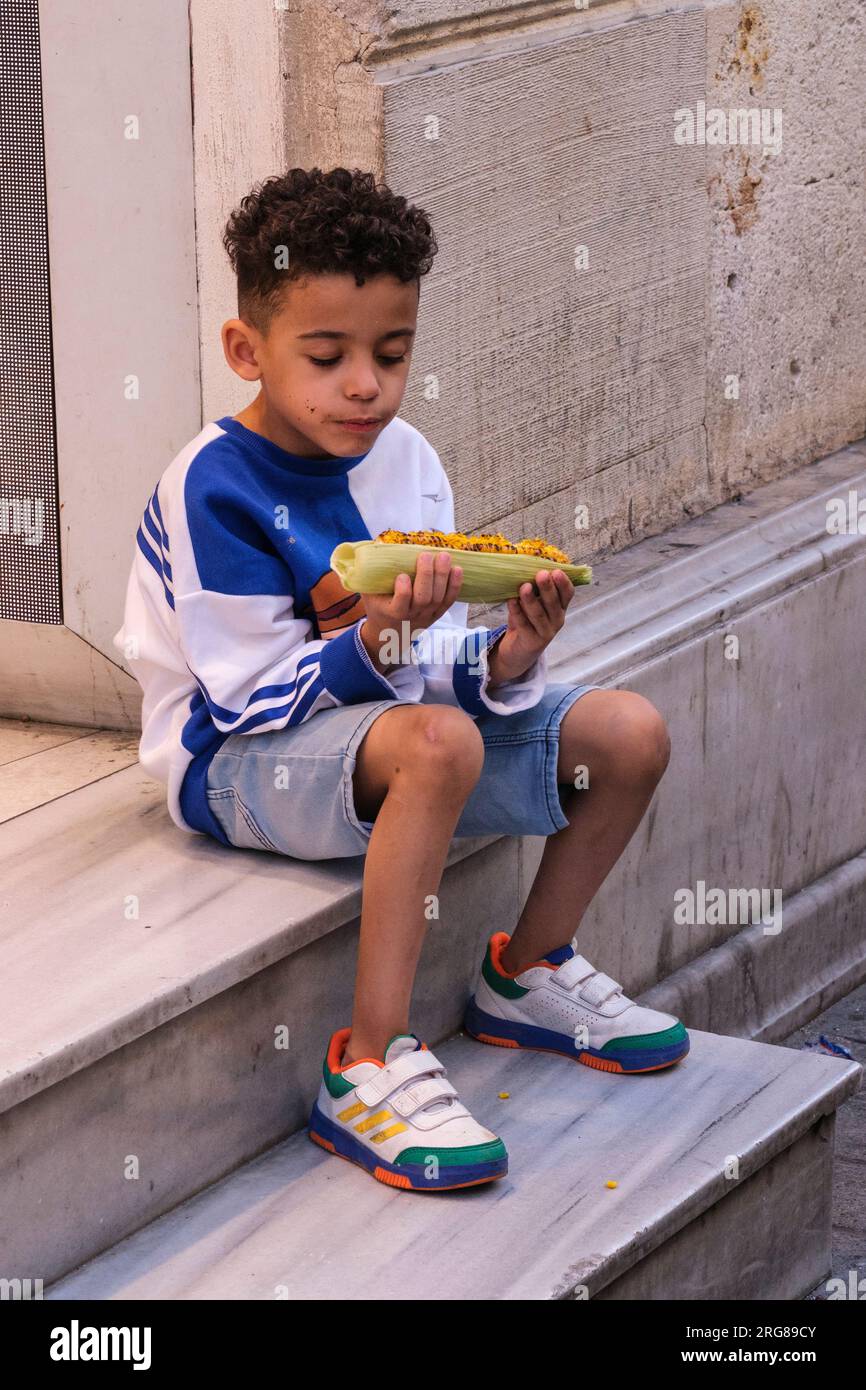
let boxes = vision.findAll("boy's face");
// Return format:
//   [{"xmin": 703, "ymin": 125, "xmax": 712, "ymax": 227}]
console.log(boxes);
[{"xmin": 223, "ymin": 272, "xmax": 420, "ymax": 458}]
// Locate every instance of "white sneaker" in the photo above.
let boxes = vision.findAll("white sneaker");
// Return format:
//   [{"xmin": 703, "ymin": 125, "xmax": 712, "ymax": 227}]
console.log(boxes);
[
  {"xmin": 464, "ymin": 931, "xmax": 690, "ymax": 1074},
  {"xmin": 308, "ymin": 1026, "xmax": 508, "ymax": 1190}
]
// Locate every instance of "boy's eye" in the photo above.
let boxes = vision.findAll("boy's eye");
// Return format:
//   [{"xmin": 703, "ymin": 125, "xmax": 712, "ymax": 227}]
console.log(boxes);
[{"xmin": 308, "ymin": 354, "xmax": 407, "ymax": 367}]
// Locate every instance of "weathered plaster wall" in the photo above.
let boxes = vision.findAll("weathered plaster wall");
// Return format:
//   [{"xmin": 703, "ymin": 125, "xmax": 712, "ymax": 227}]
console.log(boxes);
[
  {"xmin": 195, "ymin": 0, "xmax": 865, "ymax": 565},
  {"xmin": 705, "ymin": 2, "xmax": 866, "ymax": 495}
]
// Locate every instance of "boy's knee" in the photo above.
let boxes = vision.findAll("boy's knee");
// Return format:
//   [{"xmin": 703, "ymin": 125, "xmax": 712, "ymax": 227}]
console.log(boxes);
[
  {"xmin": 598, "ymin": 690, "xmax": 671, "ymax": 783},
  {"xmin": 402, "ymin": 705, "xmax": 485, "ymax": 787}
]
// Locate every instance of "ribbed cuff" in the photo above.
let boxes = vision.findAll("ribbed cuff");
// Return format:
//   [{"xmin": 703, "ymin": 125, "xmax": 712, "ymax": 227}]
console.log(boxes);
[
  {"xmin": 320, "ymin": 620, "xmax": 417, "ymax": 703},
  {"xmin": 452, "ymin": 624, "xmax": 509, "ymax": 716}
]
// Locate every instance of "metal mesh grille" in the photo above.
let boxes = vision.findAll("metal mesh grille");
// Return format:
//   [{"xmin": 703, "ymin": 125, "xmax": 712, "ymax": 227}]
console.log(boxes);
[{"xmin": 0, "ymin": 0, "xmax": 61, "ymax": 622}]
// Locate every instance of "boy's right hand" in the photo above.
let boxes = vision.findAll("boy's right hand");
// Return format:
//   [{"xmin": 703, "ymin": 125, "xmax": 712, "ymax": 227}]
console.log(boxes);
[{"xmin": 359, "ymin": 550, "xmax": 463, "ymax": 673}]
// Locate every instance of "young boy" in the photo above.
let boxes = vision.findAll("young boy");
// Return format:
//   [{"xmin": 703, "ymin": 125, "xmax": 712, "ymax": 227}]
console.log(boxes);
[{"xmin": 114, "ymin": 166, "xmax": 688, "ymax": 1194}]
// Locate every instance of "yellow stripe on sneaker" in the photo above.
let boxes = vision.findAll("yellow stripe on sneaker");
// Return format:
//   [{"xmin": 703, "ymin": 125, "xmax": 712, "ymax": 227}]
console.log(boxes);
[
  {"xmin": 371, "ymin": 1123, "xmax": 408, "ymax": 1143},
  {"xmin": 355, "ymin": 1108, "xmax": 392, "ymax": 1133},
  {"xmin": 336, "ymin": 1100, "xmax": 367, "ymax": 1122}
]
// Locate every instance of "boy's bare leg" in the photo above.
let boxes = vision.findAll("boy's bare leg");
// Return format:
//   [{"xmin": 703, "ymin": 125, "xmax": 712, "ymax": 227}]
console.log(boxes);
[
  {"xmin": 500, "ymin": 690, "xmax": 672, "ymax": 975},
  {"xmin": 343, "ymin": 705, "xmax": 485, "ymax": 1066}
]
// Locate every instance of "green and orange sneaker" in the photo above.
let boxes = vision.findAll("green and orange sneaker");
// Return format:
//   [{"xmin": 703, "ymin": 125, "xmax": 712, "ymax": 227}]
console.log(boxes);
[
  {"xmin": 308, "ymin": 1026, "xmax": 508, "ymax": 1190},
  {"xmin": 464, "ymin": 931, "xmax": 690, "ymax": 1073}
]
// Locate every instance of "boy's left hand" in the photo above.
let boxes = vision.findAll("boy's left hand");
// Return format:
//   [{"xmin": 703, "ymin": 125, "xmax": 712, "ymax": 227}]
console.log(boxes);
[{"xmin": 486, "ymin": 569, "xmax": 576, "ymax": 686}]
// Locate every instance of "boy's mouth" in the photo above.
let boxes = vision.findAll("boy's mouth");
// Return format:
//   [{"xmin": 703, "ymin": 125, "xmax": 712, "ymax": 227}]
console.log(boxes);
[{"xmin": 336, "ymin": 417, "xmax": 383, "ymax": 432}]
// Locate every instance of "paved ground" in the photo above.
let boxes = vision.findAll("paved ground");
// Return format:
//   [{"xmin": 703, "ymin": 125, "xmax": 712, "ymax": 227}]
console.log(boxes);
[{"xmin": 776, "ymin": 981, "xmax": 866, "ymax": 1300}]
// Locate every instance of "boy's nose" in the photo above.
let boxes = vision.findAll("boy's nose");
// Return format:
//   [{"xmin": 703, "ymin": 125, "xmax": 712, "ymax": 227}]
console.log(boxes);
[
  {"xmin": 344, "ymin": 383, "xmax": 380, "ymax": 400},
  {"xmin": 342, "ymin": 365, "xmax": 383, "ymax": 397}
]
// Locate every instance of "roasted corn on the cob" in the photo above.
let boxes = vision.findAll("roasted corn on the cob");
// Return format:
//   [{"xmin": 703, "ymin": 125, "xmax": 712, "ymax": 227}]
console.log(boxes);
[
  {"xmin": 375, "ymin": 528, "xmax": 572, "ymax": 562},
  {"xmin": 330, "ymin": 528, "xmax": 592, "ymax": 604}
]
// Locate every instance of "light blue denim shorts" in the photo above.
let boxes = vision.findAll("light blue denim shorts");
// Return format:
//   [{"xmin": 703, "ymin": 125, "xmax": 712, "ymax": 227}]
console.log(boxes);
[{"xmin": 204, "ymin": 680, "xmax": 603, "ymax": 861}]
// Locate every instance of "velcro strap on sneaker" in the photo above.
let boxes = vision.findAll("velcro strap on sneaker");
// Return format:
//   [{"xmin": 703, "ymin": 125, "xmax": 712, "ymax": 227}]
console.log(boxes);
[
  {"xmin": 550, "ymin": 954, "xmax": 596, "ymax": 991},
  {"xmin": 578, "ymin": 971, "xmax": 622, "ymax": 1007},
  {"xmin": 552, "ymin": 954, "xmax": 623, "ymax": 1006},
  {"xmin": 390, "ymin": 1075, "xmax": 459, "ymax": 1116},
  {"xmin": 354, "ymin": 1048, "xmax": 445, "ymax": 1106}
]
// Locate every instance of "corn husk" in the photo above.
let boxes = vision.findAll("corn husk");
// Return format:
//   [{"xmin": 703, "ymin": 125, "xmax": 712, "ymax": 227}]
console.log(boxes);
[{"xmin": 330, "ymin": 538, "xmax": 592, "ymax": 603}]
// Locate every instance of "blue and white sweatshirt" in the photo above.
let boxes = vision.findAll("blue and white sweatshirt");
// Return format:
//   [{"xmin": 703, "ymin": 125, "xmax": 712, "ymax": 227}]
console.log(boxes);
[{"xmin": 112, "ymin": 414, "xmax": 549, "ymax": 845}]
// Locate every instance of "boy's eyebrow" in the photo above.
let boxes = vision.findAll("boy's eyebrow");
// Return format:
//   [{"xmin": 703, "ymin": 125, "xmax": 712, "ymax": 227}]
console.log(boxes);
[{"xmin": 295, "ymin": 328, "xmax": 416, "ymax": 341}]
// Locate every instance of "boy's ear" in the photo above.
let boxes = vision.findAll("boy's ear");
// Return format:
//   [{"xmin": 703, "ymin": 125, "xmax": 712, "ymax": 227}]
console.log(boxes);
[{"xmin": 221, "ymin": 318, "xmax": 263, "ymax": 382}]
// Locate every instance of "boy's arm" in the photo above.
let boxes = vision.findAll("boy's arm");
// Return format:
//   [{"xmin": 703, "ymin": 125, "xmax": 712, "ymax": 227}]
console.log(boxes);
[
  {"xmin": 408, "ymin": 457, "xmax": 549, "ymax": 718},
  {"xmin": 168, "ymin": 483, "xmax": 424, "ymax": 737}
]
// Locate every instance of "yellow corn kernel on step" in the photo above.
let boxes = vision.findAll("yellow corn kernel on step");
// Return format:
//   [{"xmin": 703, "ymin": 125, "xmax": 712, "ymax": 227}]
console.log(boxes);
[{"xmin": 330, "ymin": 538, "xmax": 592, "ymax": 604}]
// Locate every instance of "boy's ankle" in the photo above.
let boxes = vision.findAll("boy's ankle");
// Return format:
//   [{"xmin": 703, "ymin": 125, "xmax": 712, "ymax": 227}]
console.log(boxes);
[
  {"xmin": 342, "ymin": 1035, "xmax": 392, "ymax": 1067},
  {"xmin": 499, "ymin": 946, "xmax": 523, "ymax": 975}
]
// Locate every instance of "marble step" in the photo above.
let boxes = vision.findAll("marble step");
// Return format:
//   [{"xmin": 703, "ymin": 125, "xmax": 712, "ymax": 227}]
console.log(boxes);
[
  {"xmin": 0, "ymin": 719, "xmax": 140, "ymax": 822},
  {"xmin": 46, "ymin": 1028, "xmax": 861, "ymax": 1301},
  {"xmin": 0, "ymin": 759, "xmax": 515, "ymax": 1287}
]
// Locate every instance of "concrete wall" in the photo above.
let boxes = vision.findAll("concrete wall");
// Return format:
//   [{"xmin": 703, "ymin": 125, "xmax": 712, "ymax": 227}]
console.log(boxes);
[
  {"xmin": 243, "ymin": 0, "xmax": 863, "ymax": 563},
  {"xmin": 705, "ymin": 2, "xmax": 865, "ymax": 495},
  {"xmin": 0, "ymin": 0, "xmax": 200, "ymax": 725},
  {"xmin": 189, "ymin": 0, "xmax": 287, "ymax": 427}
]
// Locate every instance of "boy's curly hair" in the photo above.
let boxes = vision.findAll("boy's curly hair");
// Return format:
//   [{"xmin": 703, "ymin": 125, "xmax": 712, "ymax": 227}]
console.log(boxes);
[{"xmin": 222, "ymin": 166, "xmax": 439, "ymax": 334}]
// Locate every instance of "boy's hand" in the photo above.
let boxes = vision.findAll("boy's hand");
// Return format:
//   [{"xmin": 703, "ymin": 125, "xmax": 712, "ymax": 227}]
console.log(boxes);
[
  {"xmin": 486, "ymin": 570, "xmax": 576, "ymax": 686},
  {"xmin": 359, "ymin": 550, "xmax": 463, "ymax": 673}
]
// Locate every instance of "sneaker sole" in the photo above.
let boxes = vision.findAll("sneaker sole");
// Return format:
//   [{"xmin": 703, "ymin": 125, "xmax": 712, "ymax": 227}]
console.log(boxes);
[
  {"xmin": 307, "ymin": 1101, "xmax": 508, "ymax": 1191},
  {"xmin": 464, "ymin": 996, "xmax": 690, "ymax": 1073}
]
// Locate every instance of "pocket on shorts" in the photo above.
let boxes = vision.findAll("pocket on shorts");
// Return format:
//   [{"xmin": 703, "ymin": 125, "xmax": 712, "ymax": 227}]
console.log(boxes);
[{"xmin": 205, "ymin": 785, "xmax": 280, "ymax": 853}]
